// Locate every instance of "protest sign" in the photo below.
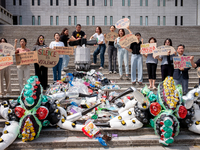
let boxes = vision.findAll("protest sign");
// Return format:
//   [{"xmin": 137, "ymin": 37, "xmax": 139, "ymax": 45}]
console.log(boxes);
[
  {"xmin": 37, "ymin": 48, "xmax": 59, "ymax": 68},
  {"xmin": 55, "ymin": 47, "xmax": 74, "ymax": 55},
  {"xmin": 16, "ymin": 51, "xmax": 38, "ymax": 65},
  {"xmin": 140, "ymin": 43, "xmax": 157, "ymax": 54},
  {"xmin": 119, "ymin": 34, "xmax": 138, "ymax": 47},
  {"xmin": 197, "ymin": 67, "xmax": 200, "ymax": 78},
  {"xmin": 153, "ymin": 45, "xmax": 175, "ymax": 57},
  {"xmin": 173, "ymin": 56, "xmax": 191, "ymax": 69},
  {"xmin": 105, "ymin": 32, "xmax": 118, "ymax": 41},
  {"xmin": 0, "ymin": 43, "xmax": 15, "ymax": 55},
  {"xmin": 0, "ymin": 56, "xmax": 13, "ymax": 70},
  {"xmin": 115, "ymin": 18, "xmax": 130, "ymax": 29}
]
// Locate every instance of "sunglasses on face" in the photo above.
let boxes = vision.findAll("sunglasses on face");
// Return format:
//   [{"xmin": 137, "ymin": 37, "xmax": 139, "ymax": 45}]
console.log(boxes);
[{"xmin": 39, "ymin": 38, "xmax": 44, "ymax": 41}]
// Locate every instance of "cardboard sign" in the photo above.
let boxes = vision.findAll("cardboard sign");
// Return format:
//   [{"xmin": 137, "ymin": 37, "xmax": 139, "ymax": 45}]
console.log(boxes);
[
  {"xmin": 115, "ymin": 18, "xmax": 130, "ymax": 29},
  {"xmin": 119, "ymin": 34, "xmax": 138, "ymax": 47},
  {"xmin": 105, "ymin": 32, "xmax": 118, "ymax": 41},
  {"xmin": 141, "ymin": 43, "xmax": 157, "ymax": 54},
  {"xmin": 55, "ymin": 47, "xmax": 74, "ymax": 55},
  {"xmin": 16, "ymin": 51, "xmax": 38, "ymax": 65},
  {"xmin": 197, "ymin": 67, "xmax": 200, "ymax": 78},
  {"xmin": 0, "ymin": 43, "xmax": 15, "ymax": 56},
  {"xmin": 0, "ymin": 56, "xmax": 13, "ymax": 70},
  {"xmin": 173, "ymin": 56, "xmax": 192, "ymax": 69},
  {"xmin": 37, "ymin": 48, "xmax": 59, "ymax": 68},
  {"xmin": 153, "ymin": 45, "xmax": 176, "ymax": 57}
]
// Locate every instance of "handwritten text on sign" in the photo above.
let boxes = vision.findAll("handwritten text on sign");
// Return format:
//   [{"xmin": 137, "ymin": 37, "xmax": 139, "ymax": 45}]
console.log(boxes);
[
  {"xmin": 115, "ymin": 18, "xmax": 130, "ymax": 29},
  {"xmin": 0, "ymin": 56, "xmax": 13, "ymax": 70},
  {"xmin": 140, "ymin": 43, "xmax": 157, "ymax": 54},
  {"xmin": 16, "ymin": 51, "xmax": 38, "ymax": 65},
  {"xmin": 153, "ymin": 45, "xmax": 175, "ymax": 57},
  {"xmin": 105, "ymin": 32, "xmax": 118, "ymax": 42},
  {"xmin": 37, "ymin": 48, "xmax": 59, "ymax": 68},
  {"xmin": 119, "ymin": 34, "xmax": 138, "ymax": 47},
  {"xmin": 0, "ymin": 43, "xmax": 15, "ymax": 56},
  {"xmin": 55, "ymin": 47, "xmax": 74, "ymax": 55},
  {"xmin": 173, "ymin": 56, "xmax": 191, "ymax": 69}
]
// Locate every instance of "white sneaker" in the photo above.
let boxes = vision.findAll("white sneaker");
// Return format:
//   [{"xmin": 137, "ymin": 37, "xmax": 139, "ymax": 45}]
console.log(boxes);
[{"xmin": 61, "ymin": 71, "xmax": 66, "ymax": 75}]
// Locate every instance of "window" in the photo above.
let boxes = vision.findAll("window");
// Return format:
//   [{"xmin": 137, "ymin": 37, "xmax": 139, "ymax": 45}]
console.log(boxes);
[
  {"xmin": 122, "ymin": 16, "xmax": 125, "ymax": 18},
  {"xmin": 74, "ymin": 16, "xmax": 77, "ymax": 25},
  {"xmin": 50, "ymin": 0, "xmax": 53, "ymax": 6},
  {"xmin": 38, "ymin": 0, "xmax": 40, "ymax": 5},
  {"xmin": 32, "ymin": 0, "xmax": 34, "ymax": 5},
  {"xmin": 56, "ymin": 16, "xmax": 59, "ymax": 25},
  {"xmin": 163, "ymin": 0, "xmax": 165, "ymax": 6},
  {"xmin": 86, "ymin": 16, "xmax": 89, "ymax": 25},
  {"xmin": 68, "ymin": 16, "xmax": 71, "ymax": 25},
  {"xmin": 175, "ymin": 16, "xmax": 177, "ymax": 25},
  {"xmin": 13, "ymin": 16, "xmax": 18, "ymax": 25},
  {"xmin": 122, "ymin": 0, "xmax": 125, "ymax": 6},
  {"xmin": 92, "ymin": 0, "xmax": 95, "ymax": 6},
  {"xmin": 110, "ymin": 16, "xmax": 113, "ymax": 25},
  {"xmin": 157, "ymin": 16, "xmax": 160, "ymax": 26},
  {"xmin": 145, "ymin": 16, "xmax": 148, "ymax": 26},
  {"xmin": 175, "ymin": 0, "xmax": 177, "ymax": 6},
  {"xmin": 19, "ymin": 0, "xmax": 22, "ymax": 5},
  {"xmin": 38, "ymin": 16, "xmax": 41, "ymax": 25},
  {"xmin": 19, "ymin": 16, "xmax": 22, "ymax": 25},
  {"xmin": 158, "ymin": 0, "xmax": 160, "ymax": 6},
  {"xmin": 104, "ymin": 0, "xmax": 107, "ymax": 6},
  {"xmin": 110, "ymin": 0, "xmax": 113, "ymax": 6},
  {"xmin": 163, "ymin": 16, "xmax": 166, "ymax": 26},
  {"xmin": 74, "ymin": 0, "xmax": 77, "ymax": 6},
  {"xmin": 104, "ymin": 16, "xmax": 107, "ymax": 25},
  {"xmin": 50, "ymin": 16, "xmax": 53, "ymax": 25},
  {"xmin": 69, "ymin": 0, "xmax": 71, "ymax": 6},
  {"xmin": 145, "ymin": 0, "xmax": 148, "ymax": 6},
  {"xmin": 86, "ymin": 0, "xmax": 89, "ymax": 6},
  {"xmin": 92, "ymin": 16, "xmax": 95, "ymax": 25},
  {"xmin": 13, "ymin": 0, "xmax": 16, "ymax": 5},
  {"xmin": 140, "ymin": 0, "xmax": 142, "ymax": 6},
  {"xmin": 181, "ymin": 0, "xmax": 183, "ymax": 6},
  {"xmin": 140, "ymin": 16, "xmax": 143, "ymax": 25},
  {"xmin": 56, "ymin": 0, "xmax": 59, "ymax": 6},
  {"xmin": 32, "ymin": 16, "xmax": 35, "ymax": 25},
  {"xmin": 128, "ymin": 16, "xmax": 131, "ymax": 24},
  {"xmin": 128, "ymin": 0, "xmax": 130, "ymax": 6},
  {"xmin": 180, "ymin": 16, "xmax": 183, "ymax": 25}
]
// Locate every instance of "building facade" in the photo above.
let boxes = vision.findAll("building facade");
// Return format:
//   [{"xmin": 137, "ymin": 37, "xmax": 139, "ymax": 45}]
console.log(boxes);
[{"xmin": 4, "ymin": 0, "xmax": 200, "ymax": 26}]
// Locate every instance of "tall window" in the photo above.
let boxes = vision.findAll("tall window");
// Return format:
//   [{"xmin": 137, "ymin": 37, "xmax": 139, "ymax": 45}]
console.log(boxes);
[
  {"xmin": 32, "ymin": 0, "xmax": 34, "ymax": 6},
  {"xmin": 74, "ymin": 16, "xmax": 77, "ymax": 25},
  {"xmin": 50, "ymin": 16, "xmax": 53, "ymax": 25},
  {"xmin": 128, "ymin": 0, "xmax": 130, "ymax": 6},
  {"xmin": 110, "ymin": 16, "xmax": 113, "ymax": 25},
  {"xmin": 50, "ymin": 0, "xmax": 53, "ymax": 6},
  {"xmin": 140, "ymin": 0, "xmax": 142, "ymax": 6},
  {"xmin": 56, "ymin": 16, "xmax": 59, "ymax": 25},
  {"xmin": 157, "ymin": 0, "xmax": 160, "ymax": 6},
  {"xmin": 122, "ymin": 0, "xmax": 125, "ymax": 6},
  {"xmin": 163, "ymin": 16, "xmax": 166, "ymax": 26},
  {"xmin": 86, "ymin": 16, "xmax": 89, "ymax": 25},
  {"xmin": 175, "ymin": 0, "xmax": 177, "ymax": 6},
  {"xmin": 56, "ymin": 0, "xmax": 59, "ymax": 6},
  {"xmin": 92, "ymin": 16, "xmax": 95, "ymax": 25},
  {"xmin": 92, "ymin": 0, "xmax": 95, "ymax": 6},
  {"xmin": 69, "ymin": 0, "xmax": 71, "ymax": 6},
  {"xmin": 157, "ymin": 16, "xmax": 160, "ymax": 26},
  {"xmin": 145, "ymin": 0, "xmax": 148, "ymax": 6},
  {"xmin": 104, "ymin": 16, "xmax": 107, "ymax": 25},
  {"xmin": 38, "ymin": 16, "xmax": 41, "ymax": 25},
  {"xmin": 38, "ymin": 0, "xmax": 40, "ymax": 6},
  {"xmin": 180, "ymin": 16, "xmax": 183, "ymax": 25},
  {"xmin": 104, "ymin": 0, "xmax": 107, "ymax": 6},
  {"xmin": 13, "ymin": 0, "xmax": 16, "ymax": 5},
  {"xmin": 175, "ymin": 16, "xmax": 177, "ymax": 26},
  {"xmin": 68, "ymin": 16, "xmax": 71, "ymax": 25},
  {"xmin": 181, "ymin": 0, "xmax": 183, "ymax": 6},
  {"xmin": 74, "ymin": 0, "xmax": 77, "ymax": 6},
  {"xmin": 140, "ymin": 16, "xmax": 143, "ymax": 25},
  {"xmin": 145, "ymin": 16, "xmax": 148, "ymax": 26},
  {"xmin": 19, "ymin": 16, "xmax": 22, "ymax": 25},
  {"xmin": 128, "ymin": 16, "xmax": 131, "ymax": 25},
  {"xmin": 86, "ymin": 0, "xmax": 89, "ymax": 6},
  {"xmin": 122, "ymin": 16, "xmax": 125, "ymax": 18},
  {"xmin": 19, "ymin": 0, "xmax": 22, "ymax": 5},
  {"xmin": 110, "ymin": 0, "xmax": 113, "ymax": 6},
  {"xmin": 32, "ymin": 16, "xmax": 35, "ymax": 25},
  {"xmin": 163, "ymin": 0, "xmax": 165, "ymax": 6}
]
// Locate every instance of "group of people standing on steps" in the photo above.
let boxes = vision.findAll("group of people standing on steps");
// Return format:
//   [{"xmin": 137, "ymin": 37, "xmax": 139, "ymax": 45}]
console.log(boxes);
[{"xmin": 0, "ymin": 24, "xmax": 199, "ymax": 97}]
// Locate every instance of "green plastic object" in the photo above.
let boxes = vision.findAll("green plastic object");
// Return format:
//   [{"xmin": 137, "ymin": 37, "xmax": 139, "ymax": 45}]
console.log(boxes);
[
  {"xmin": 25, "ymin": 97, "xmax": 34, "ymax": 105},
  {"xmin": 24, "ymin": 84, "xmax": 33, "ymax": 90},
  {"xmin": 163, "ymin": 126, "xmax": 173, "ymax": 133},
  {"xmin": 164, "ymin": 132, "xmax": 172, "ymax": 138},
  {"xmin": 24, "ymin": 90, "xmax": 33, "ymax": 97},
  {"xmin": 43, "ymin": 120, "xmax": 50, "ymax": 126},
  {"xmin": 165, "ymin": 138, "xmax": 174, "ymax": 144},
  {"xmin": 91, "ymin": 115, "xmax": 98, "ymax": 120},
  {"xmin": 164, "ymin": 119, "xmax": 173, "ymax": 127}
]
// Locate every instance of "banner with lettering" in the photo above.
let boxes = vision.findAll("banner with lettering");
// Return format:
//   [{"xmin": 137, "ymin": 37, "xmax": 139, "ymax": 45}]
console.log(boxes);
[
  {"xmin": 16, "ymin": 51, "xmax": 38, "ymax": 65},
  {"xmin": 140, "ymin": 43, "xmax": 157, "ymax": 54},
  {"xmin": 153, "ymin": 45, "xmax": 176, "ymax": 57},
  {"xmin": 55, "ymin": 47, "xmax": 74, "ymax": 55},
  {"xmin": 105, "ymin": 32, "xmax": 118, "ymax": 41},
  {"xmin": 0, "ymin": 56, "xmax": 13, "ymax": 70},
  {"xmin": 0, "ymin": 43, "xmax": 15, "ymax": 55},
  {"xmin": 115, "ymin": 18, "xmax": 130, "ymax": 29},
  {"xmin": 173, "ymin": 56, "xmax": 191, "ymax": 69},
  {"xmin": 119, "ymin": 34, "xmax": 138, "ymax": 47}
]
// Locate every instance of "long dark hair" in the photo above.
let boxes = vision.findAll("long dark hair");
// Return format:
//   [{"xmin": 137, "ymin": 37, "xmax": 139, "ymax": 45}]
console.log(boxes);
[
  {"xmin": 61, "ymin": 28, "xmax": 69, "ymax": 36},
  {"xmin": 35, "ymin": 35, "xmax": 45, "ymax": 45},
  {"xmin": 96, "ymin": 26, "xmax": 102, "ymax": 33},
  {"xmin": 148, "ymin": 37, "xmax": 157, "ymax": 43},
  {"xmin": 20, "ymin": 38, "xmax": 27, "ymax": 46},
  {"xmin": 164, "ymin": 38, "xmax": 172, "ymax": 46},
  {"xmin": 118, "ymin": 29, "xmax": 125, "ymax": 37},
  {"xmin": 0, "ymin": 38, "xmax": 7, "ymax": 43}
]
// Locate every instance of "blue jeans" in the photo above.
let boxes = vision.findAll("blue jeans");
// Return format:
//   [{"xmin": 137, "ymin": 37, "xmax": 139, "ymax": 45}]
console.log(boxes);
[
  {"xmin": 174, "ymin": 75, "xmax": 188, "ymax": 94},
  {"xmin": 117, "ymin": 49, "xmax": 129, "ymax": 76},
  {"xmin": 62, "ymin": 55, "xmax": 70, "ymax": 70},
  {"xmin": 93, "ymin": 44, "xmax": 106, "ymax": 67},
  {"xmin": 53, "ymin": 58, "xmax": 63, "ymax": 81},
  {"xmin": 131, "ymin": 54, "xmax": 143, "ymax": 82}
]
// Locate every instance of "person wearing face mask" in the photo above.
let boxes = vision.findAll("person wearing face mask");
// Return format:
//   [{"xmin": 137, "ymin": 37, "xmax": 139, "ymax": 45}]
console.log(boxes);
[
  {"xmin": 0, "ymin": 38, "xmax": 11, "ymax": 97},
  {"xmin": 33, "ymin": 35, "xmax": 48, "ymax": 90},
  {"xmin": 172, "ymin": 44, "xmax": 190, "ymax": 95},
  {"xmin": 14, "ymin": 38, "xmax": 31, "ymax": 92}
]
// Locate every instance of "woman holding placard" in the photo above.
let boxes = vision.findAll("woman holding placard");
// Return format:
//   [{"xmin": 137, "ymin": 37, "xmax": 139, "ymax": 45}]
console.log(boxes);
[
  {"xmin": 90, "ymin": 26, "xmax": 106, "ymax": 69},
  {"xmin": 14, "ymin": 38, "xmax": 31, "ymax": 92},
  {"xmin": 33, "ymin": 35, "xmax": 48, "ymax": 90},
  {"xmin": 49, "ymin": 33, "xmax": 65, "ymax": 81}
]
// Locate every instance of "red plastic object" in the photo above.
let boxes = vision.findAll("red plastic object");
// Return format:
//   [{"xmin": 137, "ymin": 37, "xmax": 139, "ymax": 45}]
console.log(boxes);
[
  {"xmin": 15, "ymin": 106, "xmax": 25, "ymax": 118},
  {"xmin": 178, "ymin": 105, "xmax": 187, "ymax": 119},
  {"xmin": 36, "ymin": 106, "xmax": 49, "ymax": 120},
  {"xmin": 150, "ymin": 102, "xmax": 161, "ymax": 116}
]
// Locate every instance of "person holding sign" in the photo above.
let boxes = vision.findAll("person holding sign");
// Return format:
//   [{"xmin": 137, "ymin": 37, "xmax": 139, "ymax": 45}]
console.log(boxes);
[
  {"xmin": 104, "ymin": 25, "xmax": 117, "ymax": 74},
  {"xmin": 0, "ymin": 38, "xmax": 11, "ymax": 97},
  {"xmin": 90, "ymin": 26, "xmax": 106, "ymax": 69},
  {"xmin": 49, "ymin": 32, "xmax": 65, "ymax": 81},
  {"xmin": 172, "ymin": 44, "xmax": 190, "ymax": 95},
  {"xmin": 14, "ymin": 38, "xmax": 31, "ymax": 92},
  {"xmin": 143, "ymin": 37, "xmax": 158, "ymax": 89},
  {"xmin": 33, "ymin": 35, "xmax": 48, "ymax": 90},
  {"xmin": 190, "ymin": 56, "xmax": 200, "ymax": 85}
]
